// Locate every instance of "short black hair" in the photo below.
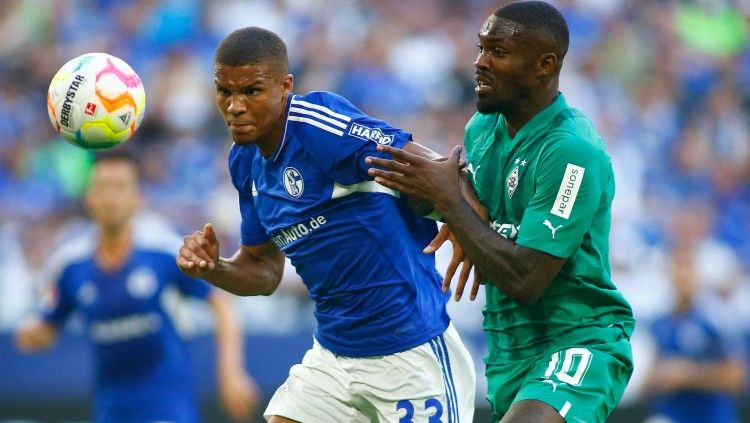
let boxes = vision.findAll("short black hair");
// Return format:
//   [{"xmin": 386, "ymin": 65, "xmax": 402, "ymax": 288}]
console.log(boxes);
[
  {"xmin": 215, "ymin": 27, "xmax": 289, "ymax": 75},
  {"xmin": 494, "ymin": 1, "xmax": 569, "ymax": 61},
  {"xmin": 93, "ymin": 148, "xmax": 141, "ymax": 178}
]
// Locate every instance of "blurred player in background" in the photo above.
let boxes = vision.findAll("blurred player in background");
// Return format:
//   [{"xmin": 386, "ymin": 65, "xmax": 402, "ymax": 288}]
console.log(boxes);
[
  {"xmin": 15, "ymin": 150, "xmax": 258, "ymax": 423},
  {"xmin": 177, "ymin": 27, "xmax": 476, "ymax": 422},
  {"xmin": 644, "ymin": 247, "xmax": 746, "ymax": 423},
  {"xmin": 367, "ymin": 2, "xmax": 635, "ymax": 422}
]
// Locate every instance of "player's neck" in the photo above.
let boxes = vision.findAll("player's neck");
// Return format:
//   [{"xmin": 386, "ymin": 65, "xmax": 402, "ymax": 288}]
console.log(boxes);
[
  {"xmin": 674, "ymin": 295, "xmax": 693, "ymax": 314},
  {"xmin": 504, "ymin": 85, "xmax": 558, "ymax": 138},
  {"xmin": 97, "ymin": 224, "xmax": 133, "ymax": 270}
]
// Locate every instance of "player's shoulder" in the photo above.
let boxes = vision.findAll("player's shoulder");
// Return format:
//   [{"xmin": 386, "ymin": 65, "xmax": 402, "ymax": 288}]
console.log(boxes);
[
  {"xmin": 288, "ymin": 91, "xmax": 359, "ymax": 137},
  {"xmin": 293, "ymin": 91, "xmax": 359, "ymax": 114},
  {"xmin": 545, "ymin": 111, "xmax": 608, "ymax": 160},
  {"xmin": 46, "ymin": 234, "xmax": 96, "ymax": 280}
]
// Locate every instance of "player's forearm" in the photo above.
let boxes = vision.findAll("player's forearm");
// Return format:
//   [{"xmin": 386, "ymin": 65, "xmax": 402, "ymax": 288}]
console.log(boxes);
[
  {"xmin": 208, "ymin": 292, "xmax": 246, "ymax": 376},
  {"xmin": 681, "ymin": 360, "xmax": 746, "ymax": 393},
  {"xmin": 203, "ymin": 251, "xmax": 283, "ymax": 296},
  {"xmin": 437, "ymin": 197, "xmax": 551, "ymax": 305}
]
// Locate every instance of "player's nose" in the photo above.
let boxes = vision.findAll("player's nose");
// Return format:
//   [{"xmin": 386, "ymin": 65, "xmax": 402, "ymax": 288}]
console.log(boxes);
[{"xmin": 226, "ymin": 95, "xmax": 247, "ymax": 115}]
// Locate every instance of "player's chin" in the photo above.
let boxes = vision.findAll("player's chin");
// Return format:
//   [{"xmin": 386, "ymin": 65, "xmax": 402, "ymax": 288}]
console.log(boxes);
[
  {"xmin": 231, "ymin": 135, "xmax": 256, "ymax": 145},
  {"xmin": 228, "ymin": 130, "xmax": 256, "ymax": 144},
  {"xmin": 476, "ymin": 96, "xmax": 503, "ymax": 115},
  {"xmin": 476, "ymin": 100, "xmax": 497, "ymax": 115}
]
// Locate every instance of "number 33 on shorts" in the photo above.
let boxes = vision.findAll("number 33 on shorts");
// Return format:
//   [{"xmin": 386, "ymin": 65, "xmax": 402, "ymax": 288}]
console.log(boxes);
[{"xmin": 397, "ymin": 397, "xmax": 444, "ymax": 423}]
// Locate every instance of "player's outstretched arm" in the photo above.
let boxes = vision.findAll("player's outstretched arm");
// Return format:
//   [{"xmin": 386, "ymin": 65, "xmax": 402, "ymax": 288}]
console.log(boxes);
[
  {"xmin": 368, "ymin": 145, "xmax": 564, "ymax": 305},
  {"xmin": 208, "ymin": 290, "xmax": 260, "ymax": 421},
  {"xmin": 646, "ymin": 357, "xmax": 746, "ymax": 394},
  {"xmin": 177, "ymin": 223, "xmax": 284, "ymax": 296},
  {"xmin": 14, "ymin": 317, "xmax": 59, "ymax": 352}
]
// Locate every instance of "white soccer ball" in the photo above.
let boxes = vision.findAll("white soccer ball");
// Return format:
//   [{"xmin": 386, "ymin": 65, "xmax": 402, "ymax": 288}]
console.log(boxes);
[{"xmin": 47, "ymin": 52, "xmax": 146, "ymax": 149}]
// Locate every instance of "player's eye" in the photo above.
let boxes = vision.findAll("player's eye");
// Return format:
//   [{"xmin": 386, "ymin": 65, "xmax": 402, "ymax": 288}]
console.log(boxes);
[
  {"xmin": 242, "ymin": 87, "xmax": 260, "ymax": 95},
  {"xmin": 216, "ymin": 86, "xmax": 229, "ymax": 96},
  {"xmin": 477, "ymin": 44, "xmax": 483, "ymax": 53}
]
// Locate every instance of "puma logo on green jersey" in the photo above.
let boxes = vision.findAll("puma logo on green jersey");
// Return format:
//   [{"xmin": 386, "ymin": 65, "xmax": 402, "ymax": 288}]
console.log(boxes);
[
  {"xmin": 543, "ymin": 219, "xmax": 563, "ymax": 239},
  {"xmin": 466, "ymin": 163, "xmax": 481, "ymax": 184}
]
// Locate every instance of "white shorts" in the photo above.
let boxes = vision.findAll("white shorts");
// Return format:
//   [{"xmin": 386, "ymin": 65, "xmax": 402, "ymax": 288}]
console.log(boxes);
[{"xmin": 264, "ymin": 323, "xmax": 475, "ymax": 422}]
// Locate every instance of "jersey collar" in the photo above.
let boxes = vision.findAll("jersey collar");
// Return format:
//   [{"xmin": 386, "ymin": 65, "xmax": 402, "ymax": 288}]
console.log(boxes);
[
  {"xmin": 508, "ymin": 93, "xmax": 568, "ymax": 141},
  {"xmin": 269, "ymin": 92, "xmax": 296, "ymax": 162}
]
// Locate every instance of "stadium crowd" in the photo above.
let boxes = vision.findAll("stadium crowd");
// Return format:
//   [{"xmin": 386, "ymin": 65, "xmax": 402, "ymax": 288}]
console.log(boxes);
[{"xmin": 1, "ymin": 0, "xmax": 749, "ymax": 420}]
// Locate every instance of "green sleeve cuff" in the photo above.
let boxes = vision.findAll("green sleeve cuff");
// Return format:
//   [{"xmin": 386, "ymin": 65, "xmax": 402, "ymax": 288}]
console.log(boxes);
[{"xmin": 424, "ymin": 209, "xmax": 444, "ymax": 222}]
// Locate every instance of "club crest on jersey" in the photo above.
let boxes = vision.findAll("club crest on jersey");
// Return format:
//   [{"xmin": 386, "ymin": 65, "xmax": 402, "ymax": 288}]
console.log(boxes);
[
  {"xmin": 77, "ymin": 281, "xmax": 97, "ymax": 305},
  {"xmin": 283, "ymin": 167, "xmax": 304, "ymax": 198},
  {"xmin": 507, "ymin": 165, "xmax": 520, "ymax": 198},
  {"xmin": 126, "ymin": 267, "xmax": 158, "ymax": 299},
  {"xmin": 348, "ymin": 123, "xmax": 394, "ymax": 145}
]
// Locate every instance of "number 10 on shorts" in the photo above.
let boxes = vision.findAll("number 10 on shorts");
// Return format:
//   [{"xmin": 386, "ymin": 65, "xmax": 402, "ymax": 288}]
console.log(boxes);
[{"xmin": 543, "ymin": 347, "xmax": 593, "ymax": 386}]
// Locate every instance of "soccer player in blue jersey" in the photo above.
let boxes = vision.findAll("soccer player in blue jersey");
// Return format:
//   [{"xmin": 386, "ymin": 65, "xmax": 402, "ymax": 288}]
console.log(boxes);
[
  {"xmin": 645, "ymin": 248, "xmax": 746, "ymax": 423},
  {"xmin": 176, "ymin": 27, "xmax": 476, "ymax": 422},
  {"xmin": 15, "ymin": 151, "xmax": 258, "ymax": 423}
]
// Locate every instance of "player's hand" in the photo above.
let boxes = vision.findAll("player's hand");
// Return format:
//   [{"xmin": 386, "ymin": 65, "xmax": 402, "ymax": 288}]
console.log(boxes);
[
  {"xmin": 366, "ymin": 145, "xmax": 464, "ymax": 212},
  {"xmin": 219, "ymin": 371, "xmax": 259, "ymax": 422},
  {"xmin": 177, "ymin": 223, "xmax": 220, "ymax": 278},
  {"xmin": 425, "ymin": 224, "xmax": 484, "ymax": 301},
  {"xmin": 14, "ymin": 318, "xmax": 58, "ymax": 352},
  {"xmin": 422, "ymin": 170, "xmax": 488, "ymax": 301},
  {"xmin": 645, "ymin": 359, "xmax": 694, "ymax": 393}
]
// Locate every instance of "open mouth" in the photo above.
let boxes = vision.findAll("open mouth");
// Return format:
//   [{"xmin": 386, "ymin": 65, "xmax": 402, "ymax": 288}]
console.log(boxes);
[{"xmin": 475, "ymin": 79, "xmax": 492, "ymax": 94}]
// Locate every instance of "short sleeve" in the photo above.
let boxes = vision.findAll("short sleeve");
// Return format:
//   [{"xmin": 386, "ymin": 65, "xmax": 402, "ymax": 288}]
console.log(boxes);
[
  {"xmin": 516, "ymin": 135, "xmax": 607, "ymax": 258},
  {"xmin": 291, "ymin": 92, "xmax": 412, "ymax": 185}
]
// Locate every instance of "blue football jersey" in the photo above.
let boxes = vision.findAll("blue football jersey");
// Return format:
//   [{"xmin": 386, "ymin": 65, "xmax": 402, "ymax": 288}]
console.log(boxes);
[
  {"xmin": 229, "ymin": 91, "xmax": 450, "ymax": 357},
  {"xmin": 650, "ymin": 308, "xmax": 741, "ymax": 423},
  {"xmin": 42, "ymin": 228, "xmax": 212, "ymax": 423}
]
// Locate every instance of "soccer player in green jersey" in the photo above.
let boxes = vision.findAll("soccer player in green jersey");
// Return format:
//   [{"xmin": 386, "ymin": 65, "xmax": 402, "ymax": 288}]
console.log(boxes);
[{"xmin": 366, "ymin": 2, "xmax": 635, "ymax": 422}]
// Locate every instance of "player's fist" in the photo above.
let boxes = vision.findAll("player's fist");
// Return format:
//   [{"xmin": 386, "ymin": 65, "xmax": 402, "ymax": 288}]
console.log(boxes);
[
  {"xmin": 177, "ymin": 223, "xmax": 220, "ymax": 278},
  {"xmin": 219, "ymin": 371, "xmax": 260, "ymax": 422}
]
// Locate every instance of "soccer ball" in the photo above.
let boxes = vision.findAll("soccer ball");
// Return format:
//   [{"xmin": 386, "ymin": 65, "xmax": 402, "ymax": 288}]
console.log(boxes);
[{"xmin": 47, "ymin": 52, "xmax": 146, "ymax": 149}]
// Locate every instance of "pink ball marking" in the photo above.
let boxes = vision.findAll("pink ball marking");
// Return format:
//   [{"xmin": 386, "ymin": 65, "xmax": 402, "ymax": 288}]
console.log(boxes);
[{"xmin": 96, "ymin": 57, "xmax": 142, "ymax": 88}]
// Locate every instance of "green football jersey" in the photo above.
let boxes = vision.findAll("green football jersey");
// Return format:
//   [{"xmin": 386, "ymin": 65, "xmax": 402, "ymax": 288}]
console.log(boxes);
[{"xmin": 463, "ymin": 94, "xmax": 634, "ymax": 364}]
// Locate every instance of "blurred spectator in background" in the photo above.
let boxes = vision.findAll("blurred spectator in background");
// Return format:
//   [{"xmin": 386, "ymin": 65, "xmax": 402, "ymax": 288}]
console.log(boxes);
[
  {"xmin": 644, "ymin": 204, "xmax": 747, "ymax": 423},
  {"xmin": 14, "ymin": 150, "xmax": 258, "ymax": 423}
]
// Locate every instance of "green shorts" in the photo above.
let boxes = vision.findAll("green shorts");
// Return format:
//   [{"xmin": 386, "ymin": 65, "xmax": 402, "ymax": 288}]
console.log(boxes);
[{"xmin": 485, "ymin": 325, "xmax": 633, "ymax": 423}]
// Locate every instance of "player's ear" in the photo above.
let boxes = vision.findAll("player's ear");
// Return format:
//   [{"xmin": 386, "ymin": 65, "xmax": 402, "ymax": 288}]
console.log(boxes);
[
  {"xmin": 537, "ymin": 52, "xmax": 557, "ymax": 78},
  {"xmin": 282, "ymin": 74, "xmax": 293, "ymax": 96}
]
